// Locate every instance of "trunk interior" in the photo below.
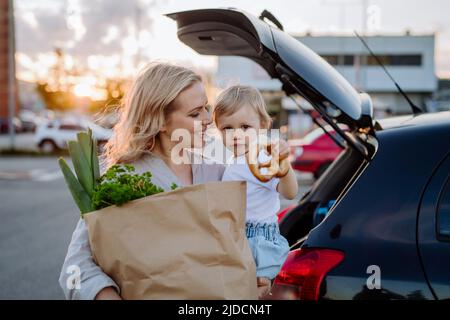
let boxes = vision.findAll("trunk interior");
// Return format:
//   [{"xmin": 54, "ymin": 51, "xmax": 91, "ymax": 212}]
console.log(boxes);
[{"xmin": 279, "ymin": 144, "xmax": 369, "ymax": 247}]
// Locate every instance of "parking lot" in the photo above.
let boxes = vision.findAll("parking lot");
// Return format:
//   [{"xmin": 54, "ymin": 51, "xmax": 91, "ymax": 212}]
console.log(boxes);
[
  {"xmin": 0, "ymin": 156, "xmax": 77, "ymax": 299},
  {"xmin": 0, "ymin": 133, "xmax": 37, "ymax": 152},
  {"xmin": 0, "ymin": 153, "xmax": 313, "ymax": 299}
]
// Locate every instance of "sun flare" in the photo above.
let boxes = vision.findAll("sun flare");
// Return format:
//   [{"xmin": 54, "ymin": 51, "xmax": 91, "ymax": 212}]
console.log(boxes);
[{"xmin": 72, "ymin": 83, "xmax": 107, "ymax": 101}]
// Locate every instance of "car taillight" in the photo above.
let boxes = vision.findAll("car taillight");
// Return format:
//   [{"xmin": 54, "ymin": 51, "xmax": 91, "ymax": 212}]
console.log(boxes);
[{"xmin": 273, "ymin": 248, "xmax": 344, "ymax": 300}]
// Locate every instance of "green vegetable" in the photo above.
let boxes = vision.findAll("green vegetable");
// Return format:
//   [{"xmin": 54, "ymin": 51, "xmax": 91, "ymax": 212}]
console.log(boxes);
[
  {"xmin": 76, "ymin": 129, "xmax": 100, "ymax": 183},
  {"xmin": 91, "ymin": 164, "xmax": 165, "ymax": 210},
  {"xmin": 58, "ymin": 157, "xmax": 93, "ymax": 214},
  {"xmin": 68, "ymin": 140, "xmax": 94, "ymax": 197},
  {"xmin": 58, "ymin": 128, "xmax": 173, "ymax": 216},
  {"xmin": 59, "ymin": 128, "xmax": 99, "ymax": 216},
  {"xmin": 91, "ymin": 136, "xmax": 100, "ymax": 183}
]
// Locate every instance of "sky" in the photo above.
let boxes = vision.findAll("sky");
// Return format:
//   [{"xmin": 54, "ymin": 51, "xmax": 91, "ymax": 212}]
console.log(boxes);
[{"xmin": 14, "ymin": 0, "xmax": 450, "ymax": 83}]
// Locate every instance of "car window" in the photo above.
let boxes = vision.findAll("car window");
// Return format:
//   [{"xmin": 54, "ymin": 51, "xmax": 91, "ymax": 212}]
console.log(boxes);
[
  {"xmin": 437, "ymin": 177, "xmax": 450, "ymax": 240},
  {"xmin": 59, "ymin": 124, "xmax": 85, "ymax": 131}
]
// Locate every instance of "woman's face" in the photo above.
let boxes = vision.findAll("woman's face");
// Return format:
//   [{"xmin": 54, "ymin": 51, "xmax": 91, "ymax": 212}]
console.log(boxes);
[{"xmin": 161, "ymin": 81, "xmax": 211, "ymax": 150}]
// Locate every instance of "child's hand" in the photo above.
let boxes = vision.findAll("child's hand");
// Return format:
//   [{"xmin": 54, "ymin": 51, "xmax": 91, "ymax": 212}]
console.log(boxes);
[
  {"xmin": 248, "ymin": 139, "xmax": 291, "ymax": 183},
  {"xmin": 279, "ymin": 139, "xmax": 290, "ymax": 159},
  {"xmin": 271, "ymin": 139, "xmax": 290, "ymax": 160},
  {"xmin": 271, "ymin": 138, "xmax": 299, "ymax": 199}
]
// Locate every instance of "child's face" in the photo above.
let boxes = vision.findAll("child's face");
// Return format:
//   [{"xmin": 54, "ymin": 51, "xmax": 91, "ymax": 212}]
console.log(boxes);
[{"xmin": 215, "ymin": 105, "xmax": 266, "ymax": 157}]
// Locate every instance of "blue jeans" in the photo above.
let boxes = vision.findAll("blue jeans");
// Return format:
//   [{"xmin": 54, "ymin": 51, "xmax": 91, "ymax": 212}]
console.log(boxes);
[{"xmin": 246, "ymin": 220, "xmax": 290, "ymax": 279}]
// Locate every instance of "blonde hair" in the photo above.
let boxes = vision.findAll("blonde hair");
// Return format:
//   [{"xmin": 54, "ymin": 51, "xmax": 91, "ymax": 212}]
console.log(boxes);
[
  {"xmin": 101, "ymin": 62, "xmax": 201, "ymax": 168},
  {"xmin": 213, "ymin": 85, "xmax": 271, "ymax": 128}
]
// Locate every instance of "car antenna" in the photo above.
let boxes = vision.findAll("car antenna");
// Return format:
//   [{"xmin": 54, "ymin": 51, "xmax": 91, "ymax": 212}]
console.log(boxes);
[
  {"xmin": 259, "ymin": 10, "xmax": 284, "ymax": 30},
  {"xmin": 354, "ymin": 31, "xmax": 423, "ymax": 115}
]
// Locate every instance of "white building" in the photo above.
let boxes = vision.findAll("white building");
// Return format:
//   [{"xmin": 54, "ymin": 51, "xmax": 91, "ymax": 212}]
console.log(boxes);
[
  {"xmin": 216, "ymin": 33, "xmax": 437, "ymax": 132},
  {"xmin": 299, "ymin": 33, "xmax": 437, "ymax": 114}
]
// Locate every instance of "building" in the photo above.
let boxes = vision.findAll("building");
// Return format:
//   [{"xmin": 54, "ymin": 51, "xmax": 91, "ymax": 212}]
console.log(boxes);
[
  {"xmin": 299, "ymin": 34, "xmax": 437, "ymax": 115},
  {"xmin": 427, "ymin": 78, "xmax": 450, "ymax": 112},
  {"xmin": 215, "ymin": 33, "xmax": 437, "ymax": 137},
  {"xmin": 0, "ymin": 0, "xmax": 19, "ymax": 132}
]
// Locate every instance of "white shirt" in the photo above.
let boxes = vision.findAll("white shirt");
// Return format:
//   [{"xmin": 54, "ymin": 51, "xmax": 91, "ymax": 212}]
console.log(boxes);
[{"xmin": 222, "ymin": 154, "xmax": 280, "ymax": 223}]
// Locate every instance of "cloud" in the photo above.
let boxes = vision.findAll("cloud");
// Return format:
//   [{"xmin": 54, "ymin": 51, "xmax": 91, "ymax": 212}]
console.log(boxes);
[
  {"xmin": 16, "ymin": 3, "xmax": 70, "ymax": 54},
  {"xmin": 73, "ymin": 0, "xmax": 158, "ymax": 56},
  {"xmin": 15, "ymin": 0, "xmax": 161, "ymax": 75}
]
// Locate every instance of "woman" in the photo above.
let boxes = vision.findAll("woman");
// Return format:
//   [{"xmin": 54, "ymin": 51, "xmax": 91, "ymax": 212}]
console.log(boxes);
[{"xmin": 59, "ymin": 62, "xmax": 225, "ymax": 300}]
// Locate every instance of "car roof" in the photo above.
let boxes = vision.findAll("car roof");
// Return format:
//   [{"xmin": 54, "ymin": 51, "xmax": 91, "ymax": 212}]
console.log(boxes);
[{"xmin": 377, "ymin": 111, "xmax": 450, "ymax": 130}]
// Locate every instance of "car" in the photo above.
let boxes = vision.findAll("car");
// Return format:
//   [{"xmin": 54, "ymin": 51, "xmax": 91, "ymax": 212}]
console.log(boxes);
[
  {"xmin": 0, "ymin": 117, "xmax": 23, "ymax": 134},
  {"xmin": 168, "ymin": 8, "xmax": 450, "ymax": 300},
  {"xmin": 18, "ymin": 110, "xmax": 46, "ymax": 133},
  {"xmin": 35, "ymin": 118, "xmax": 112, "ymax": 153},
  {"xmin": 274, "ymin": 113, "xmax": 450, "ymax": 300},
  {"xmin": 289, "ymin": 126, "xmax": 346, "ymax": 178}
]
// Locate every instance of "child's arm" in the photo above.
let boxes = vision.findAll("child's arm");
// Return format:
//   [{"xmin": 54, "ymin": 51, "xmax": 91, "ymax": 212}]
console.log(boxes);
[
  {"xmin": 275, "ymin": 140, "xmax": 298, "ymax": 200},
  {"xmin": 277, "ymin": 163, "xmax": 298, "ymax": 199}
]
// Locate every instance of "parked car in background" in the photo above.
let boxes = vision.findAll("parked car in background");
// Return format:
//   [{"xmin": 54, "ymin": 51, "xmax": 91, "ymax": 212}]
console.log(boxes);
[
  {"xmin": 289, "ymin": 126, "xmax": 347, "ymax": 178},
  {"xmin": 35, "ymin": 118, "xmax": 112, "ymax": 153},
  {"xmin": 0, "ymin": 117, "xmax": 23, "ymax": 134},
  {"xmin": 18, "ymin": 110, "xmax": 46, "ymax": 133}
]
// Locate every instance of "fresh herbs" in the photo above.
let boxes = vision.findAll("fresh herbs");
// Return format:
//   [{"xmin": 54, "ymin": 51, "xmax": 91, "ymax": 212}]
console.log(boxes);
[
  {"xmin": 58, "ymin": 129, "xmax": 174, "ymax": 216},
  {"xmin": 91, "ymin": 164, "xmax": 167, "ymax": 210}
]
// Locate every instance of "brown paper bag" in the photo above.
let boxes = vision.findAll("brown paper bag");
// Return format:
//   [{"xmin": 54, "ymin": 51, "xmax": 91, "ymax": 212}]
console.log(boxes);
[{"xmin": 84, "ymin": 181, "xmax": 258, "ymax": 299}]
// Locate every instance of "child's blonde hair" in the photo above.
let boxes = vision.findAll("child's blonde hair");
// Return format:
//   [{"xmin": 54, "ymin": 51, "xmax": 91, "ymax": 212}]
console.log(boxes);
[
  {"xmin": 101, "ymin": 62, "xmax": 201, "ymax": 168},
  {"xmin": 213, "ymin": 85, "xmax": 271, "ymax": 128}
]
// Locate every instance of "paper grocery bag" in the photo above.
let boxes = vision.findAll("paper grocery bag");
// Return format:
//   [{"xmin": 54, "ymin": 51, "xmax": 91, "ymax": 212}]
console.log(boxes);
[{"xmin": 84, "ymin": 181, "xmax": 258, "ymax": 299}]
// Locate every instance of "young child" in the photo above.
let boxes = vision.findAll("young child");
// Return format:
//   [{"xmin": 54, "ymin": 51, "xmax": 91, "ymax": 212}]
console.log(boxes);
[{"xmin": 213, "ymin": 85, "xmax": 298, "ymax": 298}]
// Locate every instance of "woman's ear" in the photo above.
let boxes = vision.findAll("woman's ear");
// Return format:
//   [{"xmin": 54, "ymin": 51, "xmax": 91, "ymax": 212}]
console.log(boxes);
[
  {"xmin": 262, "ymin": 119, "xmax": 272, "ymax": 130},
  {"xmin": 160, "ymin": 115, "xmax": 170, "ymax": 133}
]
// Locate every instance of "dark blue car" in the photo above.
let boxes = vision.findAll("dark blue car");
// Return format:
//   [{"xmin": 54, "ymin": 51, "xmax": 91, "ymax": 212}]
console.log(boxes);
[{"xmin": 168, "ymin": 8, "xmax": 450, "ymax": 300}]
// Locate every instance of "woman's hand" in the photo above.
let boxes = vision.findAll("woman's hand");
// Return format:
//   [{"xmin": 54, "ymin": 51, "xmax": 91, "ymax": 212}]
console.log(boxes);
[
  {"xmin": 257, "ymin": 277, "xmax": 272, "ymax": 299},
  {"xmin": 95, "ymin": 286, "xmax": 122, "ymax": 300}
]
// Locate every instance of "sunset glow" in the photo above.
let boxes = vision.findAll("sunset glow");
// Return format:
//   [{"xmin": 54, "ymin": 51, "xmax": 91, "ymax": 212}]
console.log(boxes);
[{"xmin": 73, "ymin": 83, "xmax": 107, "ymax": 101}]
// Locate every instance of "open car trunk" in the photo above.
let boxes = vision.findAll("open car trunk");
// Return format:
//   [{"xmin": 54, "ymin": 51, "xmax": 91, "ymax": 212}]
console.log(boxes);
[
  {"xmin": 279, "ymin": 146, "xmax": 368, "ymax": 246},
  {"xmin": 167, "ymin": 8, "xmax": 379, "ymax": 242}
]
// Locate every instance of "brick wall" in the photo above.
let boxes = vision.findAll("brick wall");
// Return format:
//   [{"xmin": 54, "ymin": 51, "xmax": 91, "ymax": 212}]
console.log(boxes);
[{"xmin": 0, "ymin": 0, "xmax": 18, "ymax": 121}]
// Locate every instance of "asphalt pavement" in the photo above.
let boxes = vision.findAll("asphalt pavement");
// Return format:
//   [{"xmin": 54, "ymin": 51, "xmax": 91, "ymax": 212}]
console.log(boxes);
[{"xmin": 0, "ymin": 156, "xmax": 78, "ymax": 299}]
